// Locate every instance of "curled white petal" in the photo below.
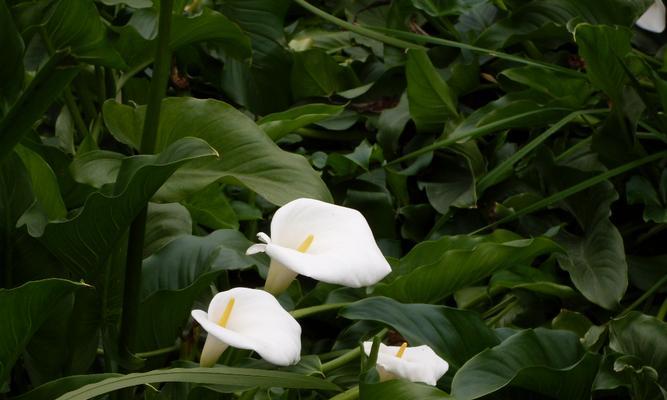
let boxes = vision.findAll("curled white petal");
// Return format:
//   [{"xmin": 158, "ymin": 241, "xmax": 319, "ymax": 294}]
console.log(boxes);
[
  {"xmin": 245, "ymin": 243, "xmax": 267, "ymax": 255},
  {"xmin": 191, "ymin": 287, "xmax": 301, "ymax": 366},
  {"xmin": 637, "ymin": 0, "xmax": 666, "ymax": 32},
  {"xmin": 363, "ymin": 342, "xmax": 449, "ymax": 386},
  {"xmin": 257, "ymin": 232, "xmax": 271, "ymax": 244},
  {"xmin": 260, "ymin": 198, "xmax": 391, "ymax": 288}
]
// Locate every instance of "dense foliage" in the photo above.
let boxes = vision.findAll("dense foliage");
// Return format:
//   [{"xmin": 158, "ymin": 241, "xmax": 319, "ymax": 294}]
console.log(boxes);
[{"xmin": 1, "ymin": 0, "xmax": 667, "ymax": 399}]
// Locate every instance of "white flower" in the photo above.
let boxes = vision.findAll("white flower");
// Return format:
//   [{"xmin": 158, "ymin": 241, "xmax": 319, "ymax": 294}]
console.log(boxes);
[
  {"xmin": 362, "ymin": 342, "xmax": 449, "ymax": 386},
  {"xmin": 191, "ymin": 287, "xmax": 301, "ymax": 367},
  {"xmin": 246, "ymin": 198, "xmax": 391, "ymax": 294},
  {"xmin": 637, "ymin": 0, "xmax": 666, "ymax": 33}
]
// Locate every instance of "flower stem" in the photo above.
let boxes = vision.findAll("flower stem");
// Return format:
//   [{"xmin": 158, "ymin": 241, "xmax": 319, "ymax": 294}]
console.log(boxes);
[
  {"xmin": 321, "ymin": 348, "xmax": 360, "ymax": 374},
  {"xmin": 657, "ymin": 298, "xmax": 667, "ymax": 321},
  {"xmin": 619, "ymin": 273, "xmax": 667, "ymax": 317},
  {"xmin": 329, "ymin": 386, "xmax": 359, "ymax": 400},
  {"xmin": 119, "ymin": 0, "xmax": 174, "ymax": 355},
  {"xmin": 290, "ymin": 302, "xmax": 350, "ymax": 319}
]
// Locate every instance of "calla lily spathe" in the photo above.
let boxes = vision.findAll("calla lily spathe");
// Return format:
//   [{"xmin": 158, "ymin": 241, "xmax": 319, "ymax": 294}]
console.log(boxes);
[
  {"xmin": 191, "ymin": 287, "xmax": 301, "ymax": 367},
  {"xmin": 637, "ymin": 0, "xmax": 666, "ymax": 33},
  {"xmin": 246, "ymin": 198, "xmax": 391, "ymax": 294},
  {"xmin": 363, "ymin": 342, "xmax": 449, "ymax": 386}
]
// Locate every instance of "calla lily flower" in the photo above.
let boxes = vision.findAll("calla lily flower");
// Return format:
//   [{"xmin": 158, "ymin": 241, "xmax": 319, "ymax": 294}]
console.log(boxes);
[
  {"xmin": 246, "ymin": 198, "xmax": 391, "ymax": 294},
  {"xmin": 637, "ymin": 0, "xmax": 666, "ymax": 33},
  {"xmin": 191, "ymin": 287, "xmax": 301, "ymax": 367},
  {"xmin": 362, "ymin": 342, "xmax": 449, "ymax": 386}
]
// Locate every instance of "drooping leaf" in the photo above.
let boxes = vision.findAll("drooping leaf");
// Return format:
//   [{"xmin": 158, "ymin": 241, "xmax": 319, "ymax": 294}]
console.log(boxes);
[
  {"xmin": 341, "ymin": 297, "xmax": 500, "ymax": 370},
  {"xmin": 374, "ymin": 230, "xmax": 559, "ymax": 303},
  {"xmin": 103, "ymin": 98, "xmax": 333, "ymax": 205},
  {"xmin": 452, "ymin": 328, "xmax": 600, "ymax": 400},
  {"xmin": 0, "ymin": 279, "xmax": 88, "ymax": 386},
  {"xmin": 37, "ymin": 137, "xmax": 217, "ymax": 277},
  {"xmin": 361, "ymin": 379, "xmax": 451, "ymax": 399},
  {"xmin": 406, "ymin": 49, "xmax": 458, "ymax": 132},
  {"xmin": 56, "ymin": 367, "xmax": 339, "ymax": 399},
  {"xmin": 143, "ymin": 202, "xmax": 192, "ymax": 257},
  {"xmin": 258, "ymin": 103, "xmax": 344, "ymax": 141}
]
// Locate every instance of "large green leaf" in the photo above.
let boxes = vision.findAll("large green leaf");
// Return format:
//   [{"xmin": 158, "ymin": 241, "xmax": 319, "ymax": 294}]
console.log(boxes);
[
  {"xmin": 56, "ymin": 367, "xmax": 339, "ymax": 399},
  {"xmin": 143, "ymin": 202, "xmax": 192, "ymax": 257},
  {"xmin": 361, "ymin": 379, "xmax": 451, "ymax": 399},
  {"xmin": 13, "ymin": 374, "xmax": 120, "ymax": 400},
  {"xmin": 406, "ymin": 49, "xmax": 458, "ymax": 132},
  {"xmin": 452, "ymin": 329, "xmax": 600, "ymax": 400},
  {"xmin": 0, "ymin": 52, "xmax": 78, "ymax": 163},
  {"xmin": 136, "ymin": 230, "xmax": 261, "ymax": 350},
  {"xmin": 103, "ymin": 98, "xmax": 332, "ymax": 205},
  {"xmin": 0, "ymin": 0, "xmax": 24, "ymax": 104},
  {"xmin": 373, "ymin": 230, "xmax": 559, "ymax": 303},
  {"xmin": 291, "ymin": 49, "xmax": 359, "ymax": 99},
  {"xmin": 219, "ymin": 0, "xmax": 293, "ymax": 114},
  {"xmin": 574, "ymin": 23, "xmax": 632, "ymax": 103},
  {"xmin": 258, "ymin": 103, "xmax": 344, "ymax": 141},
  {"xmin": 341, "ymin": 297, "xmax": 499, "ymax": 370},
  {"xmin": 476, "ymin": 0, "xmax": 652, "ymax": 49},
  {"xmin": 410, "ymin": 0, "xmax": 487, "ymax": 16},
  {"xmin": 609, "ymin": 312, "xmax": 667, "ymax": 390},
  {"xmin": 37, "ymin": 137, "xmax": 217, "ymax": 277},
  {"xmin": 0, "ymin": 279, "xmax": 87, "ymax": 386},
  {"xmin": 500, "ymin": 66, "xmax": 595, "ymax": 108}
]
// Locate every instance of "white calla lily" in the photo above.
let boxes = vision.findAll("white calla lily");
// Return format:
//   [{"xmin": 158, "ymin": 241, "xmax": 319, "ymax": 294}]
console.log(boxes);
[
  {"xmin": 637, "ymin": 0, "xmax": 666, "ymax": 33},
  {"xmin": 363, "ymin": 342, "xmax": 449, "ymax": 386},
  {"xmin": 246, "ymin": 198, "xmax": 391, "ymax": 294},
  {"xmin": 191, "ymin": 287, "xmax": 301, "ymax": 367}
]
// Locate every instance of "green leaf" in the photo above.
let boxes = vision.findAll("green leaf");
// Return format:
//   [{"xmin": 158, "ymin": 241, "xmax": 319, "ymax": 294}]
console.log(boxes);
[
  {"xmin": 626, "ymin": 173, "xmax": 667, "ymax": 223},
  {"xmin": 291, "ymin": 49, "xmax": 359, "ymax": 99},
  {"xmin": 100, "ymin": 0, "xmax": 152, "ymax": 7},
  {"xmin": 609, "ymin": 312, "xmax": 667, "ymax": 390},
  {"xmin": 13, "ymin": 374, "xmax": 120, "ymax": 400},
  {"xmin": 143, "ymin": 202, "xmax": 192, "ymax": 257},
  {"xmin": 341, "ymin": 297, "xmax": 500, "ymax": 370},
  {"xmin": 452, "ymin": 329, "xmax": 600, "ymax": 400},
  {"xmin": 44, "ymin": 0, "xmax": 125, "ymax": 68},
  {"xmin": 476, "ymin": 0, "xmax": 652, "ymax": 49},
  {"xmin": 410, "ymin": 0, "xmax": 487, "ymax": 16},
  {"xmin": 500, "ymin": 66, "xmax": 595, "ymax": 108},
  {"xmin": 137, "ymin": 230, "xmax": 262, "ymax": 350},
  {"xmin": 56, "ymin": 367, "xmax": 339, "ymax": 399},
  {"xmin": 361, "ymin": 379, "xmax": 451, "ymax": 399},
  {"xmin": 258, "ymin": 103, "xmax": 344, "ymax": 141},
  {"xmin": 418, "ymin": 152, "xmax": 476, "ymax": 214},
  {"xmin": 0, "ymin": 279, "xmax": 87, "ymax": 386},
  {"xmin": 406, "ymin": 49, "xmax": 459, "ymax": 131},
  {"xmin": 0, "ymin": 0, "xmax": 24, "ymax": 104},
  {"xmin": 490, "ymin": 266, "xmax": 576, "ymax": 299},
  {"xmin": 182, "ymin": 183, "xmax": 239, "ymax": 230},
  {"xmin": 37, "ymin": 137, "xmax": 217, "ymax": 277},
  {"xmin": 374, "ymin": 230, "xmax": 559, "ymax": 303},
  {"xmin": 0, "ymin": 52, "xmax": 78, "ymax": 163},
  {"xmin": 103, "ymin": 98, "xmax": 333, "ymax": 205},
  {"xmin": 574, "ymin": 23, "xmax": 632, "ymax": 103}
]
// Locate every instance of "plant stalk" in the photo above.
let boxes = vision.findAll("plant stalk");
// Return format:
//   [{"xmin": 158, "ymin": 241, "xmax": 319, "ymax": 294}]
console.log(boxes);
[
  {"xmin": 619, "ymin": 273, "xmax": 667, "ymax": 317},
  {"xmin": 329, "ymin": 386, "xmax": 359, "ymax": 400},
  {"xmin": 290, "ymin": 302, "xmax": 350, "ymax": 319},
  {"xmin": 119, "ymin": 0, "xmax": 174, "ymax": 355},
  {"xmin": 321, "ymin": 348, "xmax": 360, "ymax": 373}
]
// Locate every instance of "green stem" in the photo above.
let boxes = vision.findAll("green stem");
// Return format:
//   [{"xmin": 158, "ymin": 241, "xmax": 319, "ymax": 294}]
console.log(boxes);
[
  {"xmin": 477, "ymin": 109, "xmax": 608, "ymax": 193},
  {"xmin": 619, "ymin": 273, "xmax": 667, "ymax": 317},
  {"xmin": 329, "ymin": 386, "xmax": 359, "ymax": 400},
  {"xmin": 290, "ymin": 302, "xmax": 350, "ymax": 319},
  {"xmin": 481, "ymin": 295, "xmax": 516, "ymax": 319},
  {"xmin": 321, "ymin": 348, "xmax": 360, "ymax": 373},
  {"xmin": 119, "ymin": 0, "xmax": 174, "ymax": 355},
  {"xmin": 470, "ymin": 150, "xmax": 667, "ymax": 235},
  {"xmin": 293, "ymin": 0, "xmax": 422, "ymax": 49},
  {"xmin": 136, "ymin": 343, "xmax": 181, "ymax": 358},
  {"xmin": 657, "ymin": 298, "xmax": 667, "ymax": 321}
]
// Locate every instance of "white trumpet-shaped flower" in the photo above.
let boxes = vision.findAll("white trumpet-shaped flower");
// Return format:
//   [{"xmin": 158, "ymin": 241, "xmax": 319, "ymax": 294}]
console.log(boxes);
[
  {"xmin": 191, "ymin": 287, "xmax": 301, "ymax": 367},
  {"xmin": 363, "ymin": 342, "xmax": 449, "ymax": 386},
  {"xmin": 246, "ymin": 198, "xmax": 391, "ymax": 294},
  {"xmin": 637, "ymin": 0, "xmax": 666, "ymax": 33}
]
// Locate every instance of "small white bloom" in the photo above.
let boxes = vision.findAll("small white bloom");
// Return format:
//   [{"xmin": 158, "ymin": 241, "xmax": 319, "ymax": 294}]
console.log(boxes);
[
  {"xmin": 637, "ymin": 0, "xmax": 666, "ymax": 33},
  {"xmin": 362, "ymin": 342, "xmax": 449, "ymax": 386},
  {"xmin": 246, "ymin": 198, "xmax": 391, "ymax": 294},
  {"xmin": 191, "ymin": 287, "xmax": 301, "ymax": 367}
]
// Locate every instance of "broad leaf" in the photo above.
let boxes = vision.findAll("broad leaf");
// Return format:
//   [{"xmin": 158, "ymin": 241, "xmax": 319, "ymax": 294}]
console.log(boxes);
[
  {"xmin": 143, "ymin": 202, "xmax": 192, "ymax": 257},
  {"xmin": 37, "ymin": 138, "xmax": 217, "ymax": 277},
  {"xmin": 374, "ymin": 230, "xmax": 559, "ymax": 303},
  {"xmin": 13, "ymin": 374, "xmax": 120, "ymax": 400},
  {"xmin": 56, "ymin": 367, "xmax": 339, "ymax": 399},
  {"xmin": 0, "ymin": 279, "xmax": 87, "ymax": 386},
  {"xmin": 258, "ymin": 103, "xmax": 344, "ymax": 141},
  {"xmin": 406, "ymin": 49, "xmax": 458, "ymax": 131},
  {"xmin": 341, "ymin": 297, "xmax": 500, "ymax": 370},
  {"xmin": 361, "ymin": 379, "xmax": 451, "ymax": 399},
  {"xmin": 103, "ymin": 98, "xmax": 332, "ymax": 205},
  {"xmin": 452, "ymin": 328, "xmax": 600, "ymax": 399}
]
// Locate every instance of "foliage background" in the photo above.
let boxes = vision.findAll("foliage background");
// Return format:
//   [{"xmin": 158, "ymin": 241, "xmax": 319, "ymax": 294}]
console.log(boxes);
[{"xmin": 1, "ymin": 0, "xmax": 667, "ymax": 399}]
